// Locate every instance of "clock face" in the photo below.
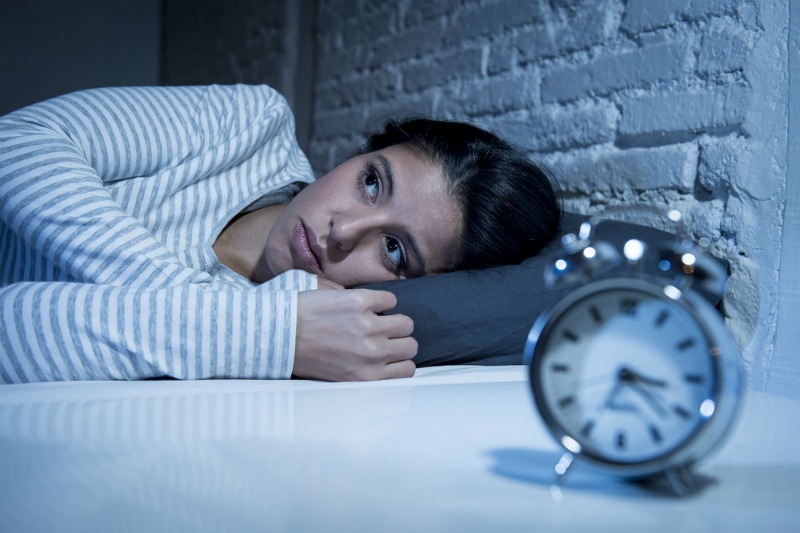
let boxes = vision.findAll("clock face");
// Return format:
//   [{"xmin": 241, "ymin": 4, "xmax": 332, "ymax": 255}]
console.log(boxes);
[{"xmin": 532, "ymin": 283, "xmax": 718, "ymax": 466}]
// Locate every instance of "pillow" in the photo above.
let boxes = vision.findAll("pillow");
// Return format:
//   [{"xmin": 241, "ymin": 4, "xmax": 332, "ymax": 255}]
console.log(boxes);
[{"xmin": 363, "ymin": 213, "xmax": 727, "ymax": 367}]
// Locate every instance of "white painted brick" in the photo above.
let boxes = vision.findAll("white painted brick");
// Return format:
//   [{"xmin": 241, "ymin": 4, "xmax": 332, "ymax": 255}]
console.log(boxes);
[
  {"xmin": 401, "ymin": 47, "xmax": 483, "ymax": 92},
  {"xmin": 623, "ymin": 0, "xmax": 742, "ymax": 33},
  {"xmin": 367, "ymin": 20, "xmax": 445, "ymax": 69},
  {"xmin": 486, "ymin": 45, "xmax": 514, "ymax": 75},
  {"xmin": 701, "ymin": 135, "xmax": 779, "ymax": 201},
  {"xmin": 686, "ymin": 0, "xmax": 742, "ymax": 19},
  {"xmin": 489, "ymin": 102, "xmax": 619, "ymax": 152},
  {"xmin": 328, "ymin": 69, "xmax": 400, "ymax": 108},
  {"xmin": 315, "ymin": 46, "xmax": 369, "ymax": 80},
  {"xmin": 541, "ymin": 41, "xmax": 691, "ymax": 103},
  {"xmin": 514, "ymin": 0, "xmax": 620, "ymax": 63},
  {"xmin": 698, "ymin": 136, "xmax": 742, "ymax": 191},
  {"xmin": 698, "ymin": 28, "xmax": 751, "ymax": 73},
  {"xmin": 724, "ymin": 253, "xmax": 761, "ymax": 362},
  {"xmin": 436, "ymin": 71, "xmax": 540, "ymax": 116},
  {"xmin": 443, "ymin": 0, "xmax": 548, "ymax": 46},
  {"xmin": 550, "ymin": 143, "xmax": 698, "ymax": 193},
  {"xmin": 619, "ymin": 86, "xmax": 749, "ymax": 140},
  {"xmin": 622, "ymin": 0, "xmax": 691, "ymax": 32},
  {"xmin": 403, "ymin": 0, "xmax": 453, "ymax": 27},
  {"xmin": 690, "ymin": 198, "xmax": 726, "ymax": 238},
  {"xmin": 340, "ymin": 6, "xmax": 399, "ymax": 48},
  {"xmin": 362, "ymin": 91, "xmax": 439, "ymax": 131}
]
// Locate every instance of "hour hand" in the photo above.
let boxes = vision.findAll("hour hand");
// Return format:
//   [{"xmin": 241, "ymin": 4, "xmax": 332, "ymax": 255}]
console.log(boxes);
[
  {"xmin": 635, "ymin": 373, "xmax": 668, "ymax": 388},
  {"xmin": 619, "ymin": 367, "xmax": 667, "ymax": 388}
]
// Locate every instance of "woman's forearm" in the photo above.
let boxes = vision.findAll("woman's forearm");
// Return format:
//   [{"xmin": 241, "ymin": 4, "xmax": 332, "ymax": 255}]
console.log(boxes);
[{"xmin": 0, "ymin": 277, "xmax": 314, "ymax": 383}]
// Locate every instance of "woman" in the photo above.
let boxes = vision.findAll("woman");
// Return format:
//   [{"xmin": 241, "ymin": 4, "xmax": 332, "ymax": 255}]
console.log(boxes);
[{"xmin": 0, "ymin": 84, "xmax": 560, "ymax": 383}]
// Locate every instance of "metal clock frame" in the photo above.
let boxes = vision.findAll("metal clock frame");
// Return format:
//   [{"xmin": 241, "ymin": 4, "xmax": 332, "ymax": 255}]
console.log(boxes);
[
  {"xmin": 525, "ymin": 277, "xmax": 742, "ymax": 484},
  {"xmin": 523, "ymin": 209, "xmax": 743, "ymax": 495}
]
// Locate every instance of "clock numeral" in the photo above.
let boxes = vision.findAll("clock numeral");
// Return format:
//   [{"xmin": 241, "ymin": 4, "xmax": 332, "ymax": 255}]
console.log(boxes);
[
  {"xmin": 673, "ymin": 405, "xmax": 691, "ymax": 420},
  {"xmin": 581, "ymin": 420, "xmax": 595, "ymax": 438},
  {"xmin": 562, "ymin": 329, "xmax": 579, "ymax": 342},
  {"xmin": 551, "ymin": 363, "xmax": 570, "ymax": 373},
  {"xmin": 649, "ymin": 425, "xmax": 662, "ymax": 443},
  {"xmin": 558, "ymin": 395, "xmax": 576, "ymax": 409},
  {"xmin": 655, "ymin": 309, "xmax": 670, "ymax": 327},
  {"xmin": 676, "ymin": 337, "xmax": 696, "ymax": 351},
  {"xmin": 620, "ymin": 298, "xmax": 639, "ymax": 316},
  {"xmin": 685, "ymin": 374, "xmax": 705, "ymax": 384},
  {"xmin": 589, "ymin": 305, "xmax": 603, "ymax": 324},
  {"xmin": 616, "ymin": 431, "xmax": 626, "ymax": 449}
]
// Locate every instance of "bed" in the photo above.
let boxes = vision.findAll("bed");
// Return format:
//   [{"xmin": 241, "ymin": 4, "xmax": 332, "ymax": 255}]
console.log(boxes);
[{"xmin": 0, "ymin": 364, "xmax": 798, "ymax": 532}]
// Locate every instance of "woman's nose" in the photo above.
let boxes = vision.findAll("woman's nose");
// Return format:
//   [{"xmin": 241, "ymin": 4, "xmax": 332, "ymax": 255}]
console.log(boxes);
[{"xmin": 329, "ymin": 214, "xmax": 373, "ymax": 252}]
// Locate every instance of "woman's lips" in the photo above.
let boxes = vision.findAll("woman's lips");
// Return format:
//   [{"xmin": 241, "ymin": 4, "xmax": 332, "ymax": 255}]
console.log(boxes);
[{"xmin": 293, "ymin": 221, "xmax": 322, "ymax": 274}]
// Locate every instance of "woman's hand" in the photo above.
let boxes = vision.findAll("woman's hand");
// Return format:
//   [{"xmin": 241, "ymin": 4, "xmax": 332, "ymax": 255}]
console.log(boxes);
[
  {"xmin": 316, "ymin": 278, "xmax": 345, "ymax": 290},
  {"xmin": 293, "ymin": 288, "xmax": 417, "ymax": 381}
]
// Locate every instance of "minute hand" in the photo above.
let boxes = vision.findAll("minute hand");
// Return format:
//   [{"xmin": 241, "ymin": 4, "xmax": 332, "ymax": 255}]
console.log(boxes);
[{"xmin": 628, "ymin": 382, "xmax": 668, "ymax": 418}]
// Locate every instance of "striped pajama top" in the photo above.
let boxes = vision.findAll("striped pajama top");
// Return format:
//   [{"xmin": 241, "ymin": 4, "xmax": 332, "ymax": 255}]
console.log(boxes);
[{"xmin": 0, "ymin": 84, "xmax": 317, "ymax": 383}]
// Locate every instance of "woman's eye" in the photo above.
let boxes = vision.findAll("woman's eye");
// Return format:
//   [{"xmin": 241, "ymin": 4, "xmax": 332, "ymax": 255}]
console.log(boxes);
[
  {"xmin": 384, "ymin": 236, "xmax": 406, "ymax": 274},
  {"xmin": 361, "ymin": 165, "xmax": 380, "ymax": 202}
]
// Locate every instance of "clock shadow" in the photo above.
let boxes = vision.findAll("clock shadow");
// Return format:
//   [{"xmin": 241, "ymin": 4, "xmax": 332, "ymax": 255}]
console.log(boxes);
[{"xmin": 488, "ymin": 448, "xmax": 716, "ymax": 499}]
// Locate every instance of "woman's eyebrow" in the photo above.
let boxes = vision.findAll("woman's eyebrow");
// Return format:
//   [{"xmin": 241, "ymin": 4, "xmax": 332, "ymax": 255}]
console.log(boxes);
[
  {"xmin": 377, "ymin": 154, "xmax": 394, "ymax": 196},
  {"xmin": 377, "ymin": 153, "xmax": 426, "ymax": 275}
]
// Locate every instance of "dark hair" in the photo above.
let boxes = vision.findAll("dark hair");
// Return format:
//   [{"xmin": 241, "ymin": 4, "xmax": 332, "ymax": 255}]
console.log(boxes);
[{"xmin": 363, "ymin": 118, "xmax": 562, "ymax": 270}]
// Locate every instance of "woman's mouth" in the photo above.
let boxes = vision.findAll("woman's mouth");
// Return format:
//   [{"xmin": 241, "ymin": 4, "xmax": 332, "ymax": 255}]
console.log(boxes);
[{"xmin": 293, "ymin": 221, "xmax": 322, "ymax": 274}]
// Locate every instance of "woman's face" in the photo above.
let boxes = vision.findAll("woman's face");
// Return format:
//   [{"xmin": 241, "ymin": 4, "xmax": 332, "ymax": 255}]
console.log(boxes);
[{"xmin": 263, "ymin": 144, "xmax": 463, "ymax": 287}]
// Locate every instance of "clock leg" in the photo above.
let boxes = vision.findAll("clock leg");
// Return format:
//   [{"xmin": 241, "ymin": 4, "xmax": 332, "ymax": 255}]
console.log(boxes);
[
  {"xmin": 549, "ymin": 451, "xmax": 576, "ymax": 501},
  {"xmin": 664, "ymin": 465, "xmax": 697, "ymax": 497}
]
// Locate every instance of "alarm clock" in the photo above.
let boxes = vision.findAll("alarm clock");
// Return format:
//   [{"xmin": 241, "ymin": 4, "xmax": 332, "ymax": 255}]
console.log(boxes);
[{"xmin": 523, "ymin": 210, "xmax": 742, "ymax": 495}]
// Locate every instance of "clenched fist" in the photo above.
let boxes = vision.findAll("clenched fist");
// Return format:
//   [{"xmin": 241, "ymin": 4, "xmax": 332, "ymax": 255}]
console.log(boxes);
[{"xmin": 293, "ymin": 287, "xmax": 417, "ymax": 381}]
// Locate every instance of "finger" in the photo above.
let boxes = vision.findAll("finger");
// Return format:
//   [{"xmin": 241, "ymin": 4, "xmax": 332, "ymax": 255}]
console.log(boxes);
[
  {"xmin": 348, "ymin": 289, "xmax": 397, "ymax": 313},
  {"xmin": 381, "ymin": 336, "xmax": 418, "ymax": 362},
  {"xmin": 381, "ymin": 359, "xmax": 416, "ymax": 380},
  {"xmin": 372, "ymin": 313, "xmax": 414, "ymax": 338}
]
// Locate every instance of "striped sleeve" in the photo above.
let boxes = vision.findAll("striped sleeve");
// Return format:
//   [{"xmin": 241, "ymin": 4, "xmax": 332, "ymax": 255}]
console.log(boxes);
[
  {"xmin": 0, "ymin": 270, "xmax": 317, "ymax": 383},
  {"xmin": 0, "ymin": 84, "xmax": 305, "ymax": 288},
  {"xmin": 0, "ymin": 85, "xmax": 318, "ymax": 383}
]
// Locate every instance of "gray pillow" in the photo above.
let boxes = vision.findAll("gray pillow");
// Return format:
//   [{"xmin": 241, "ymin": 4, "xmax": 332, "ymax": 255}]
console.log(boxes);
[{"xmin": 363, "ymin": 213, "xmax": 726, "ymax": 367}]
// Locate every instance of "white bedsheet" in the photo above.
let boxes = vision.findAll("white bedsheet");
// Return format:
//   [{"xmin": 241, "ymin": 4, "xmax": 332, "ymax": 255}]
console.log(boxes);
[{"xmin": 0, "ymin": 365, "xmax": 798, "ymax": 532}]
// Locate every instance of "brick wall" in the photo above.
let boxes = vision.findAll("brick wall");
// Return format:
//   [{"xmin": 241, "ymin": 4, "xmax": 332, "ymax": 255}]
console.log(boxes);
[
  {"xmin": 161, "ymin": 0, "xmax": 792, "ymax": 395},
  {"xmin": 309, "ymin": 0, "xmax": 791, "ymax": 394}
]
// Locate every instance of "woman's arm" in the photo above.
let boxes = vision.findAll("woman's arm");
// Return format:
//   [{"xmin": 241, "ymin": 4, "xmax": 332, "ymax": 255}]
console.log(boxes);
[
  {"xmin": 0, "ymin": 84, "xmax": 309, "ymax": 288},
  {"xmin": 0, "ymin": 269, "xmax": 316, "ymax": 383},
  {"xmin": 0, "ymin": 275, "xmax": 417, "ymax": 383}
]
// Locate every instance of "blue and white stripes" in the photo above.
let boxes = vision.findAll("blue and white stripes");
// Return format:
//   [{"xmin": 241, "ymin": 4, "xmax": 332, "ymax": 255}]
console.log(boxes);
[{"xmin": 0, "ymin": 85, "xmax": 316, "ymax": 383}]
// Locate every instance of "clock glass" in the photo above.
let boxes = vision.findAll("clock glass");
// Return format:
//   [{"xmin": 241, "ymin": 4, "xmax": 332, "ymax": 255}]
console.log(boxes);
[{"xmin": 533, "ymin": 283, "xmax": 718, "ymax": 465}]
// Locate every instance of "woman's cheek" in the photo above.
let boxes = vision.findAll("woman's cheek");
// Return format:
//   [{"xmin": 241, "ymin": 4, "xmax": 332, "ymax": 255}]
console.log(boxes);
[{"xmin": 329, "ymin": 254, "xmax": 393, "ymax": 288}]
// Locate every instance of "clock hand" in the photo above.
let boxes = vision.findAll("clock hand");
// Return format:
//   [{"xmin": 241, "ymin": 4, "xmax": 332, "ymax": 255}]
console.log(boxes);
[
  {"xmin": 627, "ymin": 382, "xmax": 668, "ymax": 418},
  {"xmin": 602, "ymin": 373, "xmax": 666, "ymax": 418},
  {"xmin": 618, "ymin": 367, "xmax": 668, "ymax": 388},
  {"xmin": 633, "ymin": 373, "xmax": 668, "ymax": 388},
  {"xmin": 600, "ymin": 381, "xmax": 624, "ymax": 413}
]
